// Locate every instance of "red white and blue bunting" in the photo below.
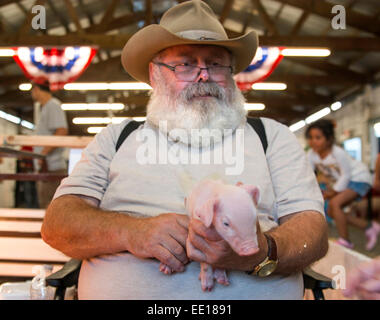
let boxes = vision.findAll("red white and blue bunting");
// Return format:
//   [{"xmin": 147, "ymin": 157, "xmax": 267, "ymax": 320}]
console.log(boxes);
[
  {"xmin": 13, "ymin": 46, "xmax": 97, "ymax": 91},
  {"xmin": 234, "ymin": 46, "xmax": 283, "ymax": 91}
]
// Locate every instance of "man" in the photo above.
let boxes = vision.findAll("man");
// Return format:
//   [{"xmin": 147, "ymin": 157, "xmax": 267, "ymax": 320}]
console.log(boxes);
[
  {"xmin": 41, "ymin": 0, "xmax": 328, "ymax": 299},
  {"xmin": 31, "ymin": 82, "xmax": 68, "ymax": 208}
]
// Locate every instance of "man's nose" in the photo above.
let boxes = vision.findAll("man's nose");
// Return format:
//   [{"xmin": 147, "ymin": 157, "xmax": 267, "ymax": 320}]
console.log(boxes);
[{"xmin": 196, "ymin": 67, "xmax": 210, "ymax": 82}]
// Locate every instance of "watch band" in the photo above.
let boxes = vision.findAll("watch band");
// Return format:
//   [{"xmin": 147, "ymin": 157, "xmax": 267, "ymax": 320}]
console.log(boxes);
[{"xmin": 265, "ymin": 234, "xmax": 277, "ymax": 261}]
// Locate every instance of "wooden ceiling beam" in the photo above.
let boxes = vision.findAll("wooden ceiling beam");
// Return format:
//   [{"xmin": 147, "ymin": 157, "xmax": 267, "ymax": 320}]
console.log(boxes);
[
  {"xmin": 290, "ymin": 10, "xmax": 309, "ymax": 36},
  {"xmin": 285, "ymin": 57, "xmax": 371, "ymax": 83},
  {"xmin": 63, "ymin": 0, "xmax": 84, "ymax": 34},
  {"xmin": 251, "ymin": 0, "xmax": 278, "ymax": 35},
  {"xmin": 46, "ymin": 0, "xmax": 71, "ymax": 33},
  {"xmin": 259, "ymin": 36, "xmax": 380, "ymax": 51},
  {"xmin": 219, "ymin": 0, "xmax": 234, "ymax": 24},
  {"xmin": 99, "ymin": 0, "xmax": 121, "ymax": 27},
  {"xmin": 2, "ymin": 34, "xmax": 380, "ymax": 51}
]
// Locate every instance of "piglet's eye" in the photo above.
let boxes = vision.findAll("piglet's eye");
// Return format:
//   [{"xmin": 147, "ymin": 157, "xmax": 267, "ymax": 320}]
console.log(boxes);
[{"xmin": 223, "ymin": 221, "xmax": 230, "ymax": 227}]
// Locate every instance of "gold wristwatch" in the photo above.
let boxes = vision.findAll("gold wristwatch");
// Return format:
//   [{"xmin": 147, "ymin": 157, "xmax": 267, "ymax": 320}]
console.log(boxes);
[{"xmin": 247, "ymin": 234, "xmax": 278, "ymax": 277}]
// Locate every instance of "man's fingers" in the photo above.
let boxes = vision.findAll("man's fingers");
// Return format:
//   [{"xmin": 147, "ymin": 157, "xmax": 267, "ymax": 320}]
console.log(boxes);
[
  {"xmin": 186, "ymin": 237, "xmax": 207, "ymax": 262},
  {"xmin": 176, "ymin": 214, "xmax": 190, "ymax": 230},
  {"xmin": 160, "ymin": 235, "xmax": 188, "ymax": 265},
  {"xmin": 188, "ymin": 224, "xmax": 211, "ymax": 254},
  {"xmin": 190, "ymin": 218, "xmax": 221, "ymax": 241},
  {"xmin": 155, "ymin": 245, "xmax": 185, "ymax": 273}
]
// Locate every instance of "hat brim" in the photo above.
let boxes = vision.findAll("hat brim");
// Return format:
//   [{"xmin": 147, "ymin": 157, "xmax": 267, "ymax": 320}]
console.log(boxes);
[{"xmin": 121, "ymin": 24, "xmax": 258, "ymax": 84}]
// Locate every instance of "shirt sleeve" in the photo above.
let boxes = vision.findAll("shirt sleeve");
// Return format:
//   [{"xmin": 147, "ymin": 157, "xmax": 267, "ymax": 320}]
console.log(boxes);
[
  {"xmin": 331, "ymin": 146, "xmax": 352, "ymax": 192},
  {"xmin": 306, "ymin": 149, "xmax": 316, "ymax": 172},
  {"xmin": 263, "ymin": 118, "xmax": 324, "ymax": 219},
  {"xmin": 47, "ymin": 100, "xmax": 68, "ymax": 131},
  {"xmin": 53, "ymin": 121, "xmax": 130, "ymax": 201}
]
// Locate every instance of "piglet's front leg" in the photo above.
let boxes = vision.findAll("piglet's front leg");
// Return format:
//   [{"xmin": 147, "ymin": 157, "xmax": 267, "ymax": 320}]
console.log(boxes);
[
  {"xmin": 213, "ymin": 268, "xmax": 230, "ymax": 286},
  {"xmin": 159, "ymin": 263, "xmax": 174, "ymax": 275},
  {"xmin": 199, "ymin": 262, "xmax": 215, "ymax": 291}
]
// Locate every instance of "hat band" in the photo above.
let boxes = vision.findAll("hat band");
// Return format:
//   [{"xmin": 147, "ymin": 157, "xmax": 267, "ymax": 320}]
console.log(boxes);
[{"xmin": 175, "ymin": 30, "xmax": 226, "ymax": 41}]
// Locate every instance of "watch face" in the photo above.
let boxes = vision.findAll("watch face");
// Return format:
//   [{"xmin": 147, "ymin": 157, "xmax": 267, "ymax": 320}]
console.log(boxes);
[{"xmin": 258, "ymin": 261, "xmax": 277, "ymax": 277}]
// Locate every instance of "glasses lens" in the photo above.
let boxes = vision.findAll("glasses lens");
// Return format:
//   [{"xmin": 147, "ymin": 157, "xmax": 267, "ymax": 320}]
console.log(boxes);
[
  {"xmin": 174, "ymin": 65, "xmax": 232, "ymax": 81},
  {"xmin": 174, "ymin": 65, "xmax": 199, "ymax": 81},
  {"xmin": 209, "ymin": 66, "xmax": 231, "ymax": 81}
]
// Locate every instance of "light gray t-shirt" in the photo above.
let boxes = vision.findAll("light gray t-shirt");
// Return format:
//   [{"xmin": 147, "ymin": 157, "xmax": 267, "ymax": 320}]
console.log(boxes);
[
  {"xmin": 53, "ymin": 117, "xmax": 324, "ymax": 300},
  {"xmin": 34, "ymin": 97, "xmax": 68, "ymax": 171}
]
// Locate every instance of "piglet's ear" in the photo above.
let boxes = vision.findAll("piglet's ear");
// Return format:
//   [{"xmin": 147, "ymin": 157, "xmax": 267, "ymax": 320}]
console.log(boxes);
[
  {"xmin": 195, "ymin": 197, "xmax": 219, "ymax": 228},
  {"xmin": 239, "ymin": 184, "xmax": 260, "ymax": 206}
]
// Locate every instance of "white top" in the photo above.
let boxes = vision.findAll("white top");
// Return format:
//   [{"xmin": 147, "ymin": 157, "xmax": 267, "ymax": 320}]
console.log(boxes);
[
  {"xmin": 34, "ymin": 97, "xmax": 68, "ymax": 171},
  {"xmin": 53, "ymin": 117, "xmax": 324, "ymax": 300},
  {"xmin": 307, "ymin": 145, "xmax": 372, "ymax": 192}
]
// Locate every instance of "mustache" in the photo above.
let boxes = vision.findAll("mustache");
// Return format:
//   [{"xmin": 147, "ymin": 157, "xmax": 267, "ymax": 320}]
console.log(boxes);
[{"xmin": 180, "ymin": 82, "xmax": 227, "ymax": 101}]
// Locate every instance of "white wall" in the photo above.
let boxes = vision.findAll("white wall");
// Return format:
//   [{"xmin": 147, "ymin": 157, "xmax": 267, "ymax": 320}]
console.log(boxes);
[
  {"xmin": 294, "ymin": 84, "xmax": 380, "ymax": 170},
  {"xmin": 0, "ymin": 118, "xmax": 18, "ymax": 208}
]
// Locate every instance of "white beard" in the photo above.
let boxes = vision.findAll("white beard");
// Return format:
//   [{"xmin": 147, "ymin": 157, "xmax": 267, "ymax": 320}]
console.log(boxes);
[{"xmin": 146, "ymin": 76, "xmax": 247, "ymax": 148}]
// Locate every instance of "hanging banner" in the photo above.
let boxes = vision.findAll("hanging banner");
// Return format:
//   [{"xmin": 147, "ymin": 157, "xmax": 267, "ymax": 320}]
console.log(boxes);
[
  {"xmin": 13, "ymin": 46, "xmax": 97, "ymax": 91},
  {"xmin": 234, "ymin": 46, "xmax": 283, "ymax": 91}
]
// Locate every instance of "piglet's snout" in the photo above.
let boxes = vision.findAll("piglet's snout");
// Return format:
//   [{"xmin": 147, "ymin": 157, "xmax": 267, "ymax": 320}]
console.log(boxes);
[{"xmin": 237, "ymin": 241, "xmax": 260, "ymax": 256}]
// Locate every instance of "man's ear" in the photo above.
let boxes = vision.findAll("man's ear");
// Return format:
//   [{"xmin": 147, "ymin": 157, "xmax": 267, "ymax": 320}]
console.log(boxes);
[
  {"xmin": 195, "ymin": 197, "xmax": 219, "ymax": 228},
  {"xmin": 238, "ymin": 184, "xmax": 260, "ymax": 206}
]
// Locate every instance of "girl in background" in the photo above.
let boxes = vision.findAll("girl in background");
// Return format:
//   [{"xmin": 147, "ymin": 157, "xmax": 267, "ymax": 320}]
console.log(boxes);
[{"xmin": 306, "ymin": 119, "xmax": 375, "ymax": 249}]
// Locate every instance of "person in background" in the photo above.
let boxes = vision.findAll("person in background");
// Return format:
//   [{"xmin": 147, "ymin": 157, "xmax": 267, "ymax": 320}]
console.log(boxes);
[
  {"xmin": 306, "ymin": 119, "xmax": 373, "ymax": 249},
  {"xmin": 343, "ymin": 256, "xmax": 380, "ymax": 300},
  {"xmin": 30, "ymin": 82, "xmax": 68, "ymax": 208},
  {"xmin": 346, "ymin": 153, "xmax": 380, "ymax": 250}
]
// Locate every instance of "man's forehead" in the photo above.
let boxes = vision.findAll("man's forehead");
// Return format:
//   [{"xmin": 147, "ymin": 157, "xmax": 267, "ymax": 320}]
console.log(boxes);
[{"xmin": 158, "ymin": 45, "xmax": 231, "ymax": 60}]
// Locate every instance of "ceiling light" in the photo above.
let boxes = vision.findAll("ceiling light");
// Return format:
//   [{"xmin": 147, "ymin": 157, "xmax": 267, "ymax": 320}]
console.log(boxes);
[
  {"xmin": 64, "ymin": 83, "xmax": 109, "ymax": 90},
  {"xmin": 109, "ymin": 83, "xmax": 152, "ymax": 90},
  {"xmin": 0, "ymin": 48, "xmax": 15, "ymax": 57},
  {"xmin": 21, "ymin": 120, "xmax": 35, "ymax": 129},
  {"xmin": 19, "ymin": 83, "xmax": 32, "ymax": 91},
  {"xmin": 0, "ymin": 110, "xmax": 21, "ymax": 124},
  {"xmin": 132, "ymin": 117, "xmax": 147, "ymax": 121},
  {"xmin": 61, "ymin": 103, "xmax": 124, "ymax": 111},
  {"xmin": 63, "ymin": 82, "xmax": 152, "ymax": 91},
  {"xmin": 331, "ymin": 101, "xmax": 342, "ymax": 111},
  {"xmin": 305, "ymin": 107, "xmax": 331, "ymax": 124},
  {"xmin": 73, "ymin": 117, "xmax": 129, "ymax": 125},
  {"xmin": 87, "ymin": 127, "xmax": 106, "ymax": 134},
  {"xmin": 281, "ymin": 48, "xmax": 331, "ymax": 57},
  {"xmin": 289, "ymin": 120, "xmax": 306, "ymax": 132},
  {"xmin": 251, "ymin": 83, "xmax": 287, "ymax": 90},
  {"xmin": 244, "ymin": 103, "xmax": 265, "ymax": 110}
]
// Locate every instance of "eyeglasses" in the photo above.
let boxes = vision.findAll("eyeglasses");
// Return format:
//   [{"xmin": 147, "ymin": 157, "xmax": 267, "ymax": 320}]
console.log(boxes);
[{"xmin": 153, "ymin": 62, "xmax": 233, "ymax": 82}]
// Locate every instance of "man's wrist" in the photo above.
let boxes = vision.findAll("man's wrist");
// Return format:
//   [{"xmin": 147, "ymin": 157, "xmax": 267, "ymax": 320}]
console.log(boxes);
[{"xmin": 244, "ymin": 231, "xmax": 269, "ymax": 273}]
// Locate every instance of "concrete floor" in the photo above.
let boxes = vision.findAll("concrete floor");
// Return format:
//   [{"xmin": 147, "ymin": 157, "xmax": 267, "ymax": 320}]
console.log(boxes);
[{"xmin": 328, "ymin": 222, "xmax": 380, "ymax": 259}]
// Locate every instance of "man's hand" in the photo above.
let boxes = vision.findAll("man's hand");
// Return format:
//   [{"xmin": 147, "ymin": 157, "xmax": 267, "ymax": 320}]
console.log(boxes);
[
  {"xmin": 186, "ymin": 218, "xmax": 267, "ymax": 271},
  {"xmin": 126, "ymin": 213, "xmax": 190, "ymax": 273},
  {"xmin": 343, "ymin": 257, "xmax": 380, "ymax": 300}
]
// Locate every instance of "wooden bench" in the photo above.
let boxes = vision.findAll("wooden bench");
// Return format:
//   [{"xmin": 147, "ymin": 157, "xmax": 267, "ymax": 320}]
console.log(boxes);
[{"xmin": 0, "ymin": 208, "xmax": 69, "ymax": 283}]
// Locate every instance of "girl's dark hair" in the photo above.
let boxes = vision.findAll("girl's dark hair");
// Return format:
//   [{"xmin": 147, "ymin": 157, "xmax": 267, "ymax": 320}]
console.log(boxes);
[{"xmin": 305, "ymin": 119, "xmax": 335, "ymax": 144}]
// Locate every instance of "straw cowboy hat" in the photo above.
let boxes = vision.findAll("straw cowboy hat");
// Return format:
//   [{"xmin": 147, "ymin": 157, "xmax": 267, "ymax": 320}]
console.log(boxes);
[{"xmin": 121, "ymin": 0, "xmax": 258, "ymax": 84}]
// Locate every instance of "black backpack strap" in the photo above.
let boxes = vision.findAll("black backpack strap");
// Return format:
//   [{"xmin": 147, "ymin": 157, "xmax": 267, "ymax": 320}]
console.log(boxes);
[
  {"xmin": 115, "ymin": 120, "xmax": 145, "ymax": 152},
  {"xmin": 247, "ymin": 117, "xmax": 268, "ymax": 154}
]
